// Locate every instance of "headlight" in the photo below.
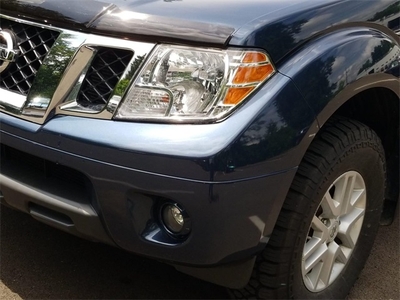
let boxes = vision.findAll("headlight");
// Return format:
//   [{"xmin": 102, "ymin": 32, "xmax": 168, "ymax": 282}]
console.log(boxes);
[{"xmin": 114, "ymin": 45, "xmax": 275, "ymax": 122}]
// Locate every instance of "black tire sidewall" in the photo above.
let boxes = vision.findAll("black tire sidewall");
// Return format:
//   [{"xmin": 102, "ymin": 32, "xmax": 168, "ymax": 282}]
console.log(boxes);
[{"xmin": 291, "ymin": 146, "xmax": 385, "ymax": 299}]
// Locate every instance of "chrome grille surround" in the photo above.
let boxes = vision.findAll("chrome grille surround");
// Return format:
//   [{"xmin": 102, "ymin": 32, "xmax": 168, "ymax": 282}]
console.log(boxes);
[{"xmin": 0, "ymin": 14, "xmax": 155, "ymax": 124}]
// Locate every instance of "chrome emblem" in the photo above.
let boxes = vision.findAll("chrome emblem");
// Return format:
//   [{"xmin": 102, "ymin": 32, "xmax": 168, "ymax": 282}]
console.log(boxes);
[{"xmin": 0, "ymin": 30, "xmax": 18, "ymax": 74}]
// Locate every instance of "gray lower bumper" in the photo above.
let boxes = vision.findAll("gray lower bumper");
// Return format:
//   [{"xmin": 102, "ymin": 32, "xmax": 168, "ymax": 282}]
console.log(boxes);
[{"xmin": 0, "ymin": 173, "xmax": 114, "ymax": 246}]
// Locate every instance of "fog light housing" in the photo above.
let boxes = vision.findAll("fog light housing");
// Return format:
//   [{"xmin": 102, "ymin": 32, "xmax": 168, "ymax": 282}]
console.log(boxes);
[{"xmin": 161, "ymin": 203, "xmax": 191, "ymax": 237}]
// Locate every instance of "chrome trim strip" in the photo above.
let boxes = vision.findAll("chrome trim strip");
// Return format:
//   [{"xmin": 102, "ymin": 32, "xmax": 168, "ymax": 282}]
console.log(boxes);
[
  {"xmin": 23, "ymin": 30, "xmax": 88, "ymax": 117},
  {"xmin": 0, "ymin": 14, "xmax": 58, "ymax": 28},
  {"xmin": 54, "ymin": 45, "xmax": 98, "ymax": 113},
  {"xmin": 0, "ymin": 89, "xmax": 26, "ymax": 110}
]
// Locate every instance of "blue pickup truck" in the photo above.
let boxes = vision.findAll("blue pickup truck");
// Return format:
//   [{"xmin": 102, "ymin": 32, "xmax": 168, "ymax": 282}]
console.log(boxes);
[{"xmin": 1, "ymin": 0, "xmax": 399, "ymax": 298}]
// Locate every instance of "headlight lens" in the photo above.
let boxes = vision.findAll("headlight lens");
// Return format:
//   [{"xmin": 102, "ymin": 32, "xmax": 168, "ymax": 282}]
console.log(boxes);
[{"xmin": 114, "ymin": 45, "xmax": 275, "ymax": 122}]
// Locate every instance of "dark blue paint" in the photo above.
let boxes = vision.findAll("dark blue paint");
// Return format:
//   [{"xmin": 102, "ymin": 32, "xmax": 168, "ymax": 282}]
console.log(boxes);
[{"xmin": 279, "ymin": 28, "xmax": 400, "ymax": 124}]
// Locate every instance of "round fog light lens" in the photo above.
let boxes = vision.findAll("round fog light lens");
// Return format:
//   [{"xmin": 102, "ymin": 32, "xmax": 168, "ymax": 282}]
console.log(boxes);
[{"xmin": 162, "ymin": 204, "xmax": 185, "ymax": 233}]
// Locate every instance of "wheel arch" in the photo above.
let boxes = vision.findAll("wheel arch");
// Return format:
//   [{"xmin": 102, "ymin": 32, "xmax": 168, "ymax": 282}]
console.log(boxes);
[
  {"xmin": 293, "ymin": 82, "xmax": 400, "ymax": 223},
  {"xmin": 278, "ymin": 25, "xmax": 400, "ymax": 220}
]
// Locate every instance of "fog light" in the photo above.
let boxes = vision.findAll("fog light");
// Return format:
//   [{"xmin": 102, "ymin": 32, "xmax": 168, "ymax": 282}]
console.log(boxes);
[{"xmin": 161, "ymin": 204, "xmax": 190, "ymax": 236}]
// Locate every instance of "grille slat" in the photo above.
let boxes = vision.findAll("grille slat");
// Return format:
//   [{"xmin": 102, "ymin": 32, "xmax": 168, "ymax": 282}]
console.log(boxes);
[{"xmin": 0, "ymin": 19, "xmax": 60, "ymax": 96}]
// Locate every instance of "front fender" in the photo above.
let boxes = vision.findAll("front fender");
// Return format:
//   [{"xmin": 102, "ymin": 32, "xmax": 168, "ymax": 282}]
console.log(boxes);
[{"xmin": 279, "ymin": 26, "xmax": 400, "ymax": 126}]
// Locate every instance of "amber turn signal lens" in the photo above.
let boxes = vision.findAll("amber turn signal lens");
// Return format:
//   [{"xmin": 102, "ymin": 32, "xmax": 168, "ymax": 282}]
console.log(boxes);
[
  {"xmin": 226, "ymin": 51, "xmax": 275, "ymax": 105},
  {"xmin": 223, "ymin": 87, "xmax": 254, "ymax": 105},
  {"xmin": 233, "ymin": 64, "xmax": 275, "ymax": 84},
  {"xmin": 242, "ymin": 52, "xmax": 268, "ymax": 63}
]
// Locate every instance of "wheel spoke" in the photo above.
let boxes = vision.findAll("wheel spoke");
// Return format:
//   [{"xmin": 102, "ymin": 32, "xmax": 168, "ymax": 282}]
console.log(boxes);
[
  {"xmin": 303, "ymin": 216, "xmax": 329, "ymax": 258},
  {"xmin": 303, "ymin": 242, "xmax": 328, "ymax": 275},
  {"xmin": 318, "ymin": 242, "xmax": 348, "ymax": 286},
  {"xmin": 336, "ymin": 174, "xmax": 351, "ymax": 203},
  {"xmin": 343, "ymin": 177, "xmax": 357, "ymax": 213},
  {"xmin": 337, "ymin": 174, "xmax": 357, "ymax": 215},
  {"xmin": 338, "ymin": 207, "xmax": 365, "ymax": 249},
  {"xmin": 320, "ymin": 192, "xmax": 341, "ymax": 218},
  {"xmin": 350, "ymin": 188, "xmax": 366, "ymax": 208}
]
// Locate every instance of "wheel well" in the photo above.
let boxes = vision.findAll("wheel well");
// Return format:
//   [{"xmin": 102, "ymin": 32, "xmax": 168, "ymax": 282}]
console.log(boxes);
[{"xmin": 333, "ymin": 87, "xmax": 399, "ymax": 223}]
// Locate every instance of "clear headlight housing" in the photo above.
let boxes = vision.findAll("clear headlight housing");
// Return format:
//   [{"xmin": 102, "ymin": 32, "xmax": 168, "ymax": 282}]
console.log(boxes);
[{"xmin": 114, "ymin": 45, "xmax": 275, "ymax": 123}]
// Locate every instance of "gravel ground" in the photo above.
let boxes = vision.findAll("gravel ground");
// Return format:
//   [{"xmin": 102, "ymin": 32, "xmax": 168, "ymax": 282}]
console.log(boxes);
[{"xmin": 0, "ymin": 204, "xmax": 398, "ymax": 299}]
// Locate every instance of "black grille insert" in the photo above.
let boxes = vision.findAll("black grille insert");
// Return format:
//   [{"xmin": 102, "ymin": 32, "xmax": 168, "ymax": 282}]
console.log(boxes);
[
  {"xmin": 0, "ymin": 18, "xmax": 60, "ymax": 95},
  {"xmin": 76, "ymin": 47, "xmax": 133, "ymax": 109}
]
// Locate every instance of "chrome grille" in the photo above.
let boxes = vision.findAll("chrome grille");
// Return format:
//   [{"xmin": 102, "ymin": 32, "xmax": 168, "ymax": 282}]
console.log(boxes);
[
  {"xmin": 76, "ymin": 47, "xmax": 133, "ymax": 109},
  {"xmin": 0, "ymin": 14, "xmax": 154, "ymax": 124},
  {"xmin": 0, "ymin": 18, "xmax": 60, "ymax": 95}
]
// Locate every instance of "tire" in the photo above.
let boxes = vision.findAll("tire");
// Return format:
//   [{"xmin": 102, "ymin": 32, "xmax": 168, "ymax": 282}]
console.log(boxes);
[{"xmin": 231, "ymin": 117, "xmax": 386, "ymax": 299}]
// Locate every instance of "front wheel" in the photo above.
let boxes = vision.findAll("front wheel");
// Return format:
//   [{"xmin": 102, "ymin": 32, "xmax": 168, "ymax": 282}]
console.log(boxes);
[{"xmin": 232, "ymin": 118, "xmax": 386, "ymax": 299}]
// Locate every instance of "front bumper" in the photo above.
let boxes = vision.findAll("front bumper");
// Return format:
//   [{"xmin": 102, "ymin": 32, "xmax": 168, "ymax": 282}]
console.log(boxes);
[
  {"xmin": 1, "ymin": 72, "xmax": 311, "ymax": 272},
  {"xmin": 0, "ymin": 122, "xmax": 296, "ymax": 266}
]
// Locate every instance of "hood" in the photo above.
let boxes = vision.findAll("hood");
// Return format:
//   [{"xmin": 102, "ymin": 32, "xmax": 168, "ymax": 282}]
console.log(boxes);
[
  {"xmin": 2, "ymin": 0, "xmax": 326, "ymax": 45},
  {"xmin": 2, "ymin": 0, "xmax": 395, "ymax": 62}
]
